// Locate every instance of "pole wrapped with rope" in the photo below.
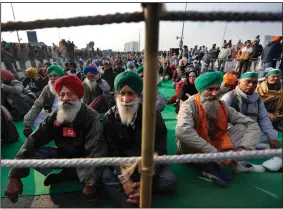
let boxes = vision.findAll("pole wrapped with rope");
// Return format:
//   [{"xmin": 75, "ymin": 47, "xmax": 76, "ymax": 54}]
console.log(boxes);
[{"xmin": 140, "ymin": 3, "xmax": 162, "ymax": 208}]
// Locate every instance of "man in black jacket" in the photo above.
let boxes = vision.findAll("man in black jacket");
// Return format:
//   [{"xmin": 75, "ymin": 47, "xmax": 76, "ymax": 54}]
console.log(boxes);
[
  {"xmin": 5, "ymin": 75, "xmax": 108, "ymax": 203},
  {"xmin": 102, "ymin": 71, "xmax": 176, "ymax": 207},
  {"xmin": 261, "ymin": 36, "xmax": 282, "ymax": 77}
]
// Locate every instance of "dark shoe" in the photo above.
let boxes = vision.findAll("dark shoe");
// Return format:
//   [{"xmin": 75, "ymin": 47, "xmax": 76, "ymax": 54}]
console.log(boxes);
[
  {"xmin": 201, "ymin": 171, "xmax": 228, "ymax": 188},
  {"xmin": 44, "ymin": 173, "xmax": 62, "ymax": 186},
  {"xmin": 201, "ymin": 162, "xmax": 228, "ymax": 188},
  {"xmin": 215, "ymin": 164, "xmax": 233, "ymax": 182},
  {"xmin": 44, "ymin": 168, "xmax": 78, "ymax": 186}
]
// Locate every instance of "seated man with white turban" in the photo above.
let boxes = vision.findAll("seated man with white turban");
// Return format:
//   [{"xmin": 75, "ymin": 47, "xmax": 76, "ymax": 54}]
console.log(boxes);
[
  {"xmin": 257, "ymin": 69, "xmax": 283, "ymax": 131},
  {"xmin": 82, "ymin": 66, "xmax": 112, "ymax": 119},
  {"xmin": 5, "ymin": 75, "xmax": 108, "ymax": 203},
  {"xmin": 23, "ymin": 65, "xmax": 66, "ymax": 137},
  {"xmin": 102, "ymin": 71, "xmax": 176, "ymax": 207},
  {"xmin": 221, "ymin": 72, "xmax": 280, "ymax": 149},
  {"xmin": 176, "ymin": 71, "xmax": 260, "ymax": 187}
]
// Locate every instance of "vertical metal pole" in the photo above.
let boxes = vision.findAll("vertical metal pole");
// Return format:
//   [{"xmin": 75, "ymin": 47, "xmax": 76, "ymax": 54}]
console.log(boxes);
[
  {"xmin": 180, "ymin": 3, "xmax": 187, "ymax": 49},
  {"xmin": 10, "ymin": 3, "xmax": 21, "ymax": 44},
  {"xmin": 221, "ymin": 22, "xmax": 228, "ymax": 45},
  {"xmin": 140, "ymin": 3, "xmax": 161, "ymax": 208}
]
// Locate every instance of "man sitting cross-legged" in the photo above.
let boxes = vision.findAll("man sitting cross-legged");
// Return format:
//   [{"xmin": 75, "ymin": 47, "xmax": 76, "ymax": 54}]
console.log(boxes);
[
  {"xmin": 102, "ymin": 71, "xmax": 176, "ymax": 207},
  {"xmin": 5, "ymin": 75, "xmax": 108, "ymax": 203},
  {"xmin": 221, "ymin": 72, "xmax": 280, "ymax": 150},
  {"xmin": 176, "ymin": 71, "xmax": 260, "ymax": 187}
]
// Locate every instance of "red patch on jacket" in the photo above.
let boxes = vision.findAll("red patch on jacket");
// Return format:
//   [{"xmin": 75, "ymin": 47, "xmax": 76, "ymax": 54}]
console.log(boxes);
[{"xmin": 62, "ymin": 127, "xmax": 76, "ymax": 138}]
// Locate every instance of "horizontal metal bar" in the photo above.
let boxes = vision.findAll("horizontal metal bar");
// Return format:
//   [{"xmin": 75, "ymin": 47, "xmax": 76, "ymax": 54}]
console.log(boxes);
[{"xmin": 1, "ymin": 11, "xmax": 282, "ymax": 32}]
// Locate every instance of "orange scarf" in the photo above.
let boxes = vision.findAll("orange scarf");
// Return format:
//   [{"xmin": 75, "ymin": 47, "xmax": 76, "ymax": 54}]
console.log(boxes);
[
  {"xmin": 195, "ymin": 94, "xmax": 234, "ymax": 151},
  {"xmin": 256, "ymin": 81, "xmax": 283, "ymax": 113}
]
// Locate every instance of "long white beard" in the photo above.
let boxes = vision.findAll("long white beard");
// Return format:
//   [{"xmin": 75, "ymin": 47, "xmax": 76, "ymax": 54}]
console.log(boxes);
[
  {"xmin": 116, "ymin": 98, "xmax": 139, "ymax": 126},
  {"xmin": 49, "ymin": 81, "xmax": 57, "ymax": 95},
  {"xmin": 84, "ymin": 78, "xmax": 97, "ymax": 91},
  {"xmin": 56, "ymin": 100, "xmax": 82, "ymax": 123},
  {"xmin": 200, "ymin": 93, "xmax": 220, "ymax": 120}
]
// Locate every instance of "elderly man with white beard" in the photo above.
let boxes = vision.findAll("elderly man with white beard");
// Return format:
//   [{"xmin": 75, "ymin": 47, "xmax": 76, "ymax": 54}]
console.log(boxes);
[
  {"xmin": 23, "ymin": 65, "xmax": 65, "ymax": 137},
  {"xmin": 176, "ymin": 71, "xmax": 260, "ymax": 188},
  {"xmin": 82, "ymin": 66, "xmax": 111, "ymax": 119},
  {"xmin": 101, "ymin": 71, "xmax": 176, "ymax": 207},
  {"xmin": 5, "ymin": 75, "xmax": 108, "ymax": 204}
]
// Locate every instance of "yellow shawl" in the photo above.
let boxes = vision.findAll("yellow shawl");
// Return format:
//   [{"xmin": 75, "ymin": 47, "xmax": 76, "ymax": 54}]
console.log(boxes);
[{"xmin": 256, "ymin": 81, "xmax": 283, "ymax": 113}]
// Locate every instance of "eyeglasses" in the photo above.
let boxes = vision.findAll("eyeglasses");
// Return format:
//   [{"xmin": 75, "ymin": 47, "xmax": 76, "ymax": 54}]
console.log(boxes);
[{"xmin": 245, "ymin": 80, "xmax": 258, "ymax": 85}]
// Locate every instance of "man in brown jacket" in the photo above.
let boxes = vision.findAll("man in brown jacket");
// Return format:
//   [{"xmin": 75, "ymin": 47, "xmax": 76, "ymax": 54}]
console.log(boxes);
[{"xmin": 82, "ymin": 66, "xmax": 111, "ymax": 120}]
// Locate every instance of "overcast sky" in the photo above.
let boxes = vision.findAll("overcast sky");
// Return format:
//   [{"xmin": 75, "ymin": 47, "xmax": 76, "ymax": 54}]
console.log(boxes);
[{"xmin": 1, "ymin": 3, "xmax": 282, "ymax": 50}]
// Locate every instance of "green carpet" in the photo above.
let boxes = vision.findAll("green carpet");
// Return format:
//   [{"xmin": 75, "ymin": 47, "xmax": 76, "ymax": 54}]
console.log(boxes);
[{"xmin": 1, "ymin": 80, "xmax": 282, "ymax": 207}]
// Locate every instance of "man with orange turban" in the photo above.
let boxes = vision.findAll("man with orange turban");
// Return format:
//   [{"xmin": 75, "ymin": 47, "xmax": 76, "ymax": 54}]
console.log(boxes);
[{"xmin": 220, "ymin": 72, "xmax": 238, "ymax": 97}]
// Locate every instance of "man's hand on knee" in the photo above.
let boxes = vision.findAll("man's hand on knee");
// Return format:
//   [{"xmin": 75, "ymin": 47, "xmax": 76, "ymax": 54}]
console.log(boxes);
[
  {"xmin": 5, "ymin": 177, "xmax": 23, "ymax": 203},
  {"xmin": 269, "ymin": 139, "xmax": 281, "ymax": 149}
]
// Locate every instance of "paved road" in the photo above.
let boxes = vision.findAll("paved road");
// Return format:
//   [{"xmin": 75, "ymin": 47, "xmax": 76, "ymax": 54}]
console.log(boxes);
[{"xmin": 1, "ymin": 192, "xmax": 103, "ymax": 208}]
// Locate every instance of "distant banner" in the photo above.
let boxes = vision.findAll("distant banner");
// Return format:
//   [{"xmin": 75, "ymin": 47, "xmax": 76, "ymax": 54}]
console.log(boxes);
[{"xmin": 27, "ymin": 31, "xmax": 38, "ymax": 43}]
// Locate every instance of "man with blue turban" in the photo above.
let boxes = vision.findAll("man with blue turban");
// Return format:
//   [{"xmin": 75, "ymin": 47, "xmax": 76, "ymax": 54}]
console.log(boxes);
[
  {"xmin": 82, "ymin": 66, "xmax": 111, "ymax": 120},
  {"xmin": 125, "ymin": 61, "xmax": 136, "ymax": 72},
  {"xmin": 176, "ymin": 71, "xmax": 260, "ymax": 187}
]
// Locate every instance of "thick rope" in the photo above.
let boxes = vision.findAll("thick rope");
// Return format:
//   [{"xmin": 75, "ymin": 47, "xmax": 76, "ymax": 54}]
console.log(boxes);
[
  {"xmin": 1, "ymin": 11, "xmax": 281, "ymax": 32},
  {"xmin": 1, "ymin": 149, "xmax": 281, "ymax": 168}
]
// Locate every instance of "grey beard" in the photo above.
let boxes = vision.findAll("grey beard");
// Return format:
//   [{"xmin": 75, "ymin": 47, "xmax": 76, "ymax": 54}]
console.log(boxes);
[
  {"xmin": 85, "ymin": 78, "xmax": 97, "ymax": 91},
  {"xmin": 200, "ymin": 93, "xmax": 220, "ymax": 120},
  {"xmin": 56, "ymin": 100, "xmax": 82, "ymax": 123}
]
